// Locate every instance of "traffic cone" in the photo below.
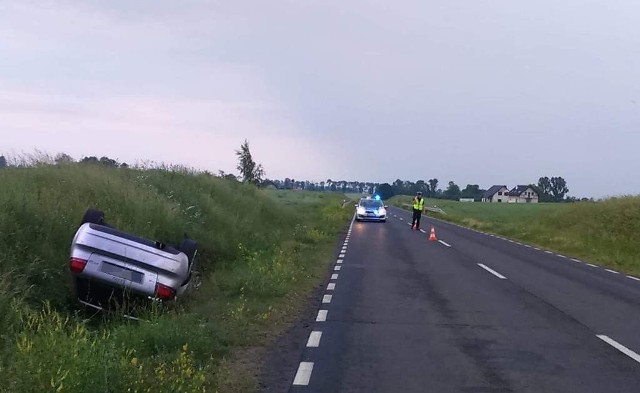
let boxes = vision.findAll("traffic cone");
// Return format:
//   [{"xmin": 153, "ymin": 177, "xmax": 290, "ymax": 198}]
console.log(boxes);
[{"xmin": 429, "ymin": 226, "xmax": 437, "ymax": 241}]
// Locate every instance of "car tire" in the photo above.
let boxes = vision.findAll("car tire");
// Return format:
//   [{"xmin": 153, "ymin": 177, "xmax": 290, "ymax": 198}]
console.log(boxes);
[
  {"xmin": 179, "ymin": 238, "xmax": 198, "ymax": 265},
  {"xmin": 81, "ymin": 208, "xmax": 105, "ymax": 225}
]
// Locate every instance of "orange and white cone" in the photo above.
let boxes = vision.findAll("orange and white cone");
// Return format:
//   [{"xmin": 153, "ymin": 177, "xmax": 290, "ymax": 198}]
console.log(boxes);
[{"xmin": 429, "ymin": 226, "xmax": 437, "ymax": 241}]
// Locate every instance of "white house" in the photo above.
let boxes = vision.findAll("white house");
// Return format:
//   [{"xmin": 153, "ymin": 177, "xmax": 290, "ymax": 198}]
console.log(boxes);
[
  {"xmin": 508, "ymin": 185, "xmax": 539, "ymax": 203},
  {"xmin": 481, "ymin": 185, "xmax": 510, "ymax": 203}
]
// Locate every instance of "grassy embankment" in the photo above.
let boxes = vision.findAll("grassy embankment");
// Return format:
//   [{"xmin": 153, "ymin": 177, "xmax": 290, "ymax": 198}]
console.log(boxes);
[
  {"xmin": 0, "ymin": 164, "xmax": 352, "ymax": 393},
  {"xmin": 388, "ymin": 196, "xmax": 640, "ymax": 275}
]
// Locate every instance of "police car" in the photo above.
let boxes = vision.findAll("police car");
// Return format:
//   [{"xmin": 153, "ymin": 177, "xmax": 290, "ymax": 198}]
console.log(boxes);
[{"xmin": 355, "ymin": 196, "xmax": 387, "ymax": 222}]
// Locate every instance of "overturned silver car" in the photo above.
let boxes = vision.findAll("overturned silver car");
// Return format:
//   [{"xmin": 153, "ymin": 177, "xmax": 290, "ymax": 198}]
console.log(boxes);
[{"xmin": 69, "ymin": 208, "xmax": 197, "ymax": 311}]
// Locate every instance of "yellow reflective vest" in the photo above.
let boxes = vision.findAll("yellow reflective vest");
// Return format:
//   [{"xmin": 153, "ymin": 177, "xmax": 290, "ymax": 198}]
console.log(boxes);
[{"xmin": 413, "ymin": 197, "xmax": 425, "ymax": 210}]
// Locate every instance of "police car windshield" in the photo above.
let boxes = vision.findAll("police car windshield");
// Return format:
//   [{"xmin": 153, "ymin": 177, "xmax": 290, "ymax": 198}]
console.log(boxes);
[{"xmin": 360, "ymin": 200, "xmax": 383, "ymax": 208}]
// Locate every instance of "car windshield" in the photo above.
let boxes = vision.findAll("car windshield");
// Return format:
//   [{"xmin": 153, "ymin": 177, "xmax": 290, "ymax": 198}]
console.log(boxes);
[{"xmin": 360, "ymin": 200, "xmax": 383, "ymax": 208}]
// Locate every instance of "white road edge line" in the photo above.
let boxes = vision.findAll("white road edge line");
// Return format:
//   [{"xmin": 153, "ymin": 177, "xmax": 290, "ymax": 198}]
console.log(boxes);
[
  {"xmin": 306, "ymin": 331, "xmax": 322, "ymax": 348},
  {"xmin": 336, "ymin": 259, "xmax": 343, "ymax": 264},
  {"xmin": 316, "ymin": 310, "xmax": 327, "ymax": 322},
  {"xmin": 545, "ymin": 251, "xmax": 553, "ymax": 254},
  {"xmin": 338, "ymin": 254, "xmax": 345, "ymax": 258},
  {"xmin": 627, "ymin": 275, "xmax": 640, "ymax": 282},
  {"xmin": 477, "ymin": 263, "xmax": 507, "ymax": 280},
  {"xmin": 597, "ymin": 335, "xmax": 640, "ymax": 364},
  {"xmin": 322, "ymin": 294, "xmax": 332, "ymax": 303},
  {"xmin": 605, "ymin": 269, "xmax": 620, "ymax": 274},
  {"xmin": 334, "ymin": 266, "xmax": 341, "ymax": 271},
  {"xmin": 438, "ymin": 240, "xmax": 452, "ymax": 248},
  {"xmin": 327, "ymin": 283, "xmax": 336, "ymax": 290},
  {"xmin": 293, "ymin": 362, "xmax": 314, "ymax": 385},
  {"xmin": 587, "ymin": 263, "xmax": 598, "ymax": 268},
  {"xmin": 571, "ymin": 258, "xmax": 582, "ymax": 263},
  {"xmin": 331, "ymin": 274, "xmax": 339, "ymax": 280}
]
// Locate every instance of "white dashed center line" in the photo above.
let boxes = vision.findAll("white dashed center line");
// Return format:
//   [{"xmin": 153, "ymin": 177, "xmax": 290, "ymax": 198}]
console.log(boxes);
[
  {"xmin": 322, "ymin": 294, "xmax": 332, "ymax": 304},
  {"xmin": 331, "ymin": 274, "xmax": 339, "ymax": 280},
  {"xmin": 419, "ymin": 229, "xmax": 426, "ymax": 233},
  {"xmin": 327, "ymin": 283, "xmax": 336, "ymax": 290},
  {"xmin": 438, "ymin": 240, "xmax": 452, "ymax": 248},
  {"xmin": 293, "ymin": 362, "xmax": 314, "ymax": 386},
  {"xmin": 334, "ymin": 266, "xmax": 341, "ymax": 271},
  {"xmin": 597, "ymin": 335, "xmax": 640, "ymax": 364},
  {"xmin": 338, "ymin": 253, "xmax": 345, "ymax": 258},
  {"xmin": 336, "ymin": 259, "xmax": 343, "ymax": 264},
  {"xmin": 306, "ymin": 331, "xmax": 322, "ymax": 348},
  {"xmin": 545, "ymin": 251, "xmax": 553, "ymax": 254},
  {"xmin": 478, "ymin": 264, "xmax": 507, "ymax": 280}
]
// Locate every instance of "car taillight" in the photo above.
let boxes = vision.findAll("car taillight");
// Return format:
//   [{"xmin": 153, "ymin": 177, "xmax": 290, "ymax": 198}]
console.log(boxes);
[
  {"xmin": 69, "ymin": 257, "xmax": 88, "ymax": 273},
  {"xmin": 155, "ymin": 283, "xmax": 176, "ymax": 300}
]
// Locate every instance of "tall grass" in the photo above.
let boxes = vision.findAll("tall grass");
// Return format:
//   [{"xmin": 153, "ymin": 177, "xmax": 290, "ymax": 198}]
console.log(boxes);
[
  {"xmin": 0, "ymin": 164, "xmax": 351, "ymax": 392},
  {"xmin": 389, "ymin": 196, "xmax": 640, "ymax": 275}
]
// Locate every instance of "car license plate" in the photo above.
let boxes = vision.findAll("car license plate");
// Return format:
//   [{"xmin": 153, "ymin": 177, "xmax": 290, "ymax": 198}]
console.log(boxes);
[{"xmin": 101, "ymin": 262, "xmax": 143, "ymax": 284}]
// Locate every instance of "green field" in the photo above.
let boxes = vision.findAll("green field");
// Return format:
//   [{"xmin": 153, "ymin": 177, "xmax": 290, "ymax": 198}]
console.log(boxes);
[
  {"xmin": 389, "ymin": 196, "xmax": 640, "ymax": 275},
  {"xmin": 0, "ymin": 165, "xmax": 353, "ymax": 392}
]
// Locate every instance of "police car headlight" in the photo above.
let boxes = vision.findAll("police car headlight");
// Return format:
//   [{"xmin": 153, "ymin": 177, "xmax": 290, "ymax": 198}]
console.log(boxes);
[
  {"xmin": 378, "ymin": 208, "xmax": 386, "ymax": 216},
  {"xmin": 357, "ymin": 207, "xmax": 366, "ymax": 215}
]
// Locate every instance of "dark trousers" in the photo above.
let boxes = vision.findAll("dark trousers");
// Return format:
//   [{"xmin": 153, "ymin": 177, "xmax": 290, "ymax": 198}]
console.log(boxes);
[{"xmin": 412, "ymin": 209, "xmax": 422, "ymax": 229}]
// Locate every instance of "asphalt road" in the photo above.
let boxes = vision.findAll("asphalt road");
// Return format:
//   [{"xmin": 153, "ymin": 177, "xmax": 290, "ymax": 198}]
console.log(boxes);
[{"xmin": 288, "ymin": 206, "xmax": 640, "ymax": 393}]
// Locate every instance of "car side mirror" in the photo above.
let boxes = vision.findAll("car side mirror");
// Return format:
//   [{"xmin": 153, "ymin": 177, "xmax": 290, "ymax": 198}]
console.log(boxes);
[{"xmin": 384, "ymin": 205, "xmax": 389, "ymax": 208}]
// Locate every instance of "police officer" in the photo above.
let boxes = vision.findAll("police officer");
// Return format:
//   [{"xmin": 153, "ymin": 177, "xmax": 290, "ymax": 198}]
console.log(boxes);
[{"xmin": 411, "ymin": 191, "xmax": 425, "ymax": 230}]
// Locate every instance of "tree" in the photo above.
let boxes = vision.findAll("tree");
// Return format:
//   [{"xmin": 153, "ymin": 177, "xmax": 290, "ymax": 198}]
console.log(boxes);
[
  {"xmin": 443, "ymin": 181, "xmax": 461, "ymax": 200},
  {"xmin": 428, "ymin": 178, "xmax": 438, "ymax": 198},
  {"xmin": 55, "ymin": 153, "xmax": 75, "ymax": 164},
  {"xmin": 80, "ymin": 156, "xmax": 99, "ymax": 164},
  {"xmin": 99, "ymin": 156, "xmax": 118, "ymax": 167},
  {"xmin": 538, "ymin": 176, "xmax": 568, "ymax": 202},
  {"xmin": 392, "ymin": 179, "xmax": 404, "ymax": 195},
  {"xmin": 461, "ymin": 184, "xmax": 482, "ymax": 200},
  {"xmin": 0, "ymin": 155, "xmax": 6, "ymax": 169},
  {"xmin": 377, "ymin": 183, "xmax": 394, "ymax": 200},
  {"xmin": 235, "ymin": 139, "xmax": 265, "ymax": 185},
  {"xmin": 537, "ymin": 177, "xmax": 554, "ymax": 202},
  {"xmin": 550, "ymin": 176, "xmax": 569, "ymax": 202}
]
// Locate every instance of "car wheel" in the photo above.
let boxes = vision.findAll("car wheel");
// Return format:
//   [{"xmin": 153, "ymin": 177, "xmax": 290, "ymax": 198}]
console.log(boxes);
[
  {"xmin": 81, "ymin": 208, "xmax": 105, "ymax": 225},
  {"xmin": 179, "ymin": 238, "xmax": 198, "ymax": 265}
]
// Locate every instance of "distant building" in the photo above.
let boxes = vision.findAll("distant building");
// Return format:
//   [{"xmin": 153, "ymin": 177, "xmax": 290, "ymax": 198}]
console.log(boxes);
[
  {"xmin": 508, "ymin": 185, "xmax": 539, "ymax": 203},
  {"xmin": 481, "ymin": 185, "xmax": 510, "ymax": 203},
  {"xmin": 482, "ymin": 185, "xmax": 539, "ymax": 203}
]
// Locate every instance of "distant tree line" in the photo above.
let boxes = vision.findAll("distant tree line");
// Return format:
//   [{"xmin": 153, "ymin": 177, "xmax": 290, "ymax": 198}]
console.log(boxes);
[
  {"xmin": 262, "ymin": 175, "xmax": 584, "ymax": 202},
  {"xmin": 0, "ymin": 153, "xmax": 129, "ymax": 169}
]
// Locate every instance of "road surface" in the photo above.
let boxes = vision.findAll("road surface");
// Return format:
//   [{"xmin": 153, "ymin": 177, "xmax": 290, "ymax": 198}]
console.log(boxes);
[{"xmin": 288, "ymin": 206, "xmax": 640, "ymax": 392}]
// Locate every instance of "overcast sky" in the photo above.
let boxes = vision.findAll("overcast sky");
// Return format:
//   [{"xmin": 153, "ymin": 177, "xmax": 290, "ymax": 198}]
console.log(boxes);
[{"xmin": 1, "ymin": 1, "xmax": 639, "ymax": 197}]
